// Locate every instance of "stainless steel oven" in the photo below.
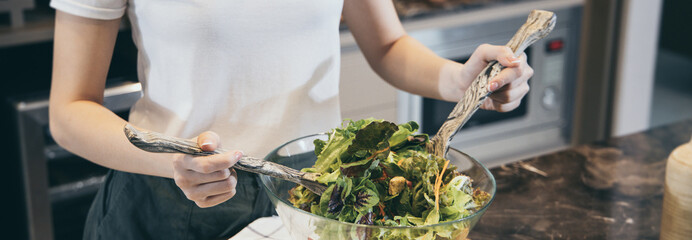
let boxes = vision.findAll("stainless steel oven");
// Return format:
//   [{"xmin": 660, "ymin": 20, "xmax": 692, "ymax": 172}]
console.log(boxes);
[
  {"xmin": 11, "ymin": 80, "xmax": 141, "ymax": 240},
  {"xmin": 397, "ymin": 0, "xmax": 583, "ymax": 167}
]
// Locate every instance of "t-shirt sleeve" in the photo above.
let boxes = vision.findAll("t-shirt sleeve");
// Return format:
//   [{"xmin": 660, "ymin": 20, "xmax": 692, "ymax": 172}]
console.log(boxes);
[{"xmin": 50, "ymin": 0, "xmax": 127, "ymax": 20}]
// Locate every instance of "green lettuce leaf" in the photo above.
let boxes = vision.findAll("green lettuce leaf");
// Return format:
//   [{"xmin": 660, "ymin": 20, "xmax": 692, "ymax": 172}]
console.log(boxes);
[
  {"xmin": 314, "ymin": 139, "xmax": 327, "ymax": 156},
  {"xmin": 316, "ymin": 168, "xmax": 341, "ymax": 184},
  {"xmin": 423, "ymin": 207, "xmax": 440, "ymax": 226},
  {"xmin": 388, "ymin": 121, "xmax": 418, "ymax": 147},
  {"xmin": 405, "ymin": 213, "xmax": 425, "ymax": 226},
  {"xmin": 352, "ymin": 178, "xmax": 380, "ymax": 213},
  {"xmin": 318, "ymin": 184, "xmax": 342, "ymax": 219},
  {"xmin": 354, "ymin": 188, "xmax": 379, "ymax": 213},
  {"xmin": 342, "ymin": 121, "xmax": 397, "ymax": 163},
  {"xmin": 380, "ymin": 161, "xmax": 405, "ymax": 178},
  {"xmin": 314, "ymin": 132, "xmax": 351, "ymax": 173},
  {"xmin": 337, "ymin": 205, "xmax": 357, "ymax": 222}
]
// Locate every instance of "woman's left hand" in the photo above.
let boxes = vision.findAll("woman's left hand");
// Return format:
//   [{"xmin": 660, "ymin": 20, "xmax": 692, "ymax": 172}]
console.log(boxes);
[{"xmin": 446, "ymin": 44, "xmax": 534, "ymax": 112}]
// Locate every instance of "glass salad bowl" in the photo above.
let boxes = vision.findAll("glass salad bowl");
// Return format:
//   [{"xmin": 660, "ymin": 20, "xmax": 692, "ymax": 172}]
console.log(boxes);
[{"xmin": 260, "ymin": 134, "xmax": 496, "ymax": 240}]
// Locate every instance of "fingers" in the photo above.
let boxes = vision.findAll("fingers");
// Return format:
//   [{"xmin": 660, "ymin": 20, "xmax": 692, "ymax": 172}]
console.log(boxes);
[
  {"xmin": 173, "ymin": 151, "xmax": 241, "ymax": 208},
  {"xmin": 181, "ymin": 151, "xmax": 242, "ymax": 173},
  {"xmin": 489, "ymin": 82, "xmax": 530, "ymax": 104},
  {"xmin": 488, "ymin": 66, "xmax": 521, "ymax": 92},
  {"xmin": 173, "ymin": 152, "xmax": 241, "ymax": 187},
  {"xmin": 180, "ymin": 170, "xmax": 238, "ymax": 208},
  {"xmin": 452, "ymin": 43, "xmax": 535, "ymax": 113},
  {"xmin": 197, "ymin": 131, "xmax": 221, "ymax": 152},
  {"xmin": 464, "ymin": 44, "xmax": 518, "ymax": 79},
  {"xmin": 481, "ymin": 82, "xmax": 530, "ymax": 112},
  {"xmin": 484, "ymin": 97, "xmax": 523, "ymax": 112},
  {"xmin": 199, "ymin": 190, "xmax": 237, "ymax": 208},
  {"xmin": 175, "ymin": 131, "xmax": 245, "ymax": 208},
  {"xmin": 481, "ymin": 50, "xmax": 532, "ymax": 113},
  {"xmin": 195, "ymin": 175, "xmax": 238, "ymax": 197},
  {"xmin": 174, "ymin": 167, "xmax": 232, "ymax": 186},
  {"xmin": 488, "ymin": 52, "xmax": 532, "ymax": 92}
]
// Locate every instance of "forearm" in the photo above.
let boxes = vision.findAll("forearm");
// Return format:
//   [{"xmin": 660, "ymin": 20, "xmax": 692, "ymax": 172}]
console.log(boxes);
[
  {"xmin": 342, "ymin": 0, "xmax": 465, "ymax": 102},
  {"xmin": 49, "ymin": 101, "xmax": 175, "ymax": 178},
  {"xmin": 372, "ymin": 35, "xmax": 466, "ymax": 101},
  {"xmin": 50, "ymin": 11, "xmax": 174, "ymax": 179}
]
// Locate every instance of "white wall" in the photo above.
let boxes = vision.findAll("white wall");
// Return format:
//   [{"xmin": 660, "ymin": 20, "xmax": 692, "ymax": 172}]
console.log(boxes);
[{"xmin": 611, "ymin": 0, "xmax": 663, "ymax": 136}]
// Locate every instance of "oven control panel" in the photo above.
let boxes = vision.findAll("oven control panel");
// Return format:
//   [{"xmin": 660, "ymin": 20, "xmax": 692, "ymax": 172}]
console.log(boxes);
[{"xmin": 542, "ymin": 38, "xmax": 566, "ymax": 110}]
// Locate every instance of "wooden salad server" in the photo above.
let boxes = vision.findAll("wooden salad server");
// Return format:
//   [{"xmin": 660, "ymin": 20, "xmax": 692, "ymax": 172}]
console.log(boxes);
[
  {"xmin": 123, "ymin": 124, "xmax": 327, "ymax": 195},
  {"xmin": 427, "ymin": 10, "xmax": 557, "ymax": 158}
]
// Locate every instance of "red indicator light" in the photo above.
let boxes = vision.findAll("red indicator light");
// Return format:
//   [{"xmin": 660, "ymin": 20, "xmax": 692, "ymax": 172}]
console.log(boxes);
[{"xmin": 547, "ymin": 39, "xmax": 564, "ymax": 52}]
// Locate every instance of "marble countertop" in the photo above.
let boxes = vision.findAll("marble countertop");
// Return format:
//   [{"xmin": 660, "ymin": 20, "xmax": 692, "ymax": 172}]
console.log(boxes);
[
  {"xmin": 469, "ymin": 119, "xmax": 692, "ymax": 239},
  {"xmin": 231, "ymin": 119, "xmax": 692, "ymax": 240}
]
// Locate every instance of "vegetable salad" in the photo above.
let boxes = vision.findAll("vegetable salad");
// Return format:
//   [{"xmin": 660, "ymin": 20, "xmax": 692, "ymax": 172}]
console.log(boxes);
[{"xmin": 288, "ymin": 119, "xmax": 490, "ymax": 228}]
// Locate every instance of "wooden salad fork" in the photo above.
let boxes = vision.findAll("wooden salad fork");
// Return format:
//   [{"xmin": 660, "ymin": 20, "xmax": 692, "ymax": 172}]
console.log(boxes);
[{"xmin": 427, "ymin": 10, "xmax": 557, "ymax": 158}]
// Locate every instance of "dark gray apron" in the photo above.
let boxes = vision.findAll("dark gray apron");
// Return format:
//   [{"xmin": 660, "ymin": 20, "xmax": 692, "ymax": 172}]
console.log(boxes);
[{"xmin": 83, "ymin": 169, "xmax": 275, "ymax": 240}]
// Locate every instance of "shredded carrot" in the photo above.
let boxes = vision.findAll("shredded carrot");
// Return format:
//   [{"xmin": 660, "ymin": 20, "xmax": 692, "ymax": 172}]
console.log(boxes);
[
  {"xmin": 376, "ymin": 164, "xmax": 389, "ymax": 181},
  {"xmin": 434, "ymin": 160, "xmax": 450, "ymax": 210},
  {"xmin": 366, "ymin": 147, "xmax": 390, "ymax": 161},
  {"xmin": 397, "ymin": 158, "xmax": 405, "ymax": 166},
  {"xmin": 378, "ymin": 203, "xmax": 386, "ymax": 217}
]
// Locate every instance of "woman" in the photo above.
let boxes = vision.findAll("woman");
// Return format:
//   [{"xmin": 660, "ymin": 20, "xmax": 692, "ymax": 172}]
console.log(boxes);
[{"xmin": 49, "ymin": 0, "xmax": 532, "ymax": 239}]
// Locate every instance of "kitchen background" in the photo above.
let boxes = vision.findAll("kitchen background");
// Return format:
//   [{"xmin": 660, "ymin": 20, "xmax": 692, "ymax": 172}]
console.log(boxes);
[{"xmin": 1, "ymin": 0, "xmax": 689, "ymax": 239}]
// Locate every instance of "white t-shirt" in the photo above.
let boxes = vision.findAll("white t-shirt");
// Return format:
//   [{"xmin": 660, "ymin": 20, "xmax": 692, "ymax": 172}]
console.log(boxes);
[{"xmin": 51, "ymin": 0, "xmax": 344, "ymax": 157}]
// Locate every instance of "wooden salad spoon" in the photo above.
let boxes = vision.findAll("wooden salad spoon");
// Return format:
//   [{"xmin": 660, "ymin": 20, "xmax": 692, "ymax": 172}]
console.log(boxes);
[{"xmin": 123, "ymin": 124, "xmax": 327, "ymax": 195}]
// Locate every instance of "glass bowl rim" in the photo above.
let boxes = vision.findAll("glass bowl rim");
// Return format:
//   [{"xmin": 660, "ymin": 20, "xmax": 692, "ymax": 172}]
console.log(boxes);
[{"xmin": 260, "ymin": 133, "xmax": 497, "ymax": 229}]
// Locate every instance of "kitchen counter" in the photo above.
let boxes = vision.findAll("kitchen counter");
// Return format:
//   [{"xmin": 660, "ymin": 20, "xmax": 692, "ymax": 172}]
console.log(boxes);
[
  {"xmin": 469, "ymin": 119, "xmax": 692, "ymax": 239},
  {"xmin": 232, "ymin": 119, "xmax": 692, "ymax": 239}
]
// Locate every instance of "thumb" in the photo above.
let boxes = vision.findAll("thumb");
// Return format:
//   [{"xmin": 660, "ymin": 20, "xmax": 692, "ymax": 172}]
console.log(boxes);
[{"xmin": 197, "ymin": 131, "xmax": 221, "ymax": 152}]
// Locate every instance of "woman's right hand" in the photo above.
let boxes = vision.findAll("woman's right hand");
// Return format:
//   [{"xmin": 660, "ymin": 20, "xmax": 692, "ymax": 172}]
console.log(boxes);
[{"xmin": 172, "ymin": 131, "xmax": 242, "ymax": 208}]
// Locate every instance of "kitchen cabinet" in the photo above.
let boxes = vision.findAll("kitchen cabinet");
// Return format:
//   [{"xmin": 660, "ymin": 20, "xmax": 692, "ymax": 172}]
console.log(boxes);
[{"xmin": 339, "ymin": 37, "xmax": 399, "ymax": 123}]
